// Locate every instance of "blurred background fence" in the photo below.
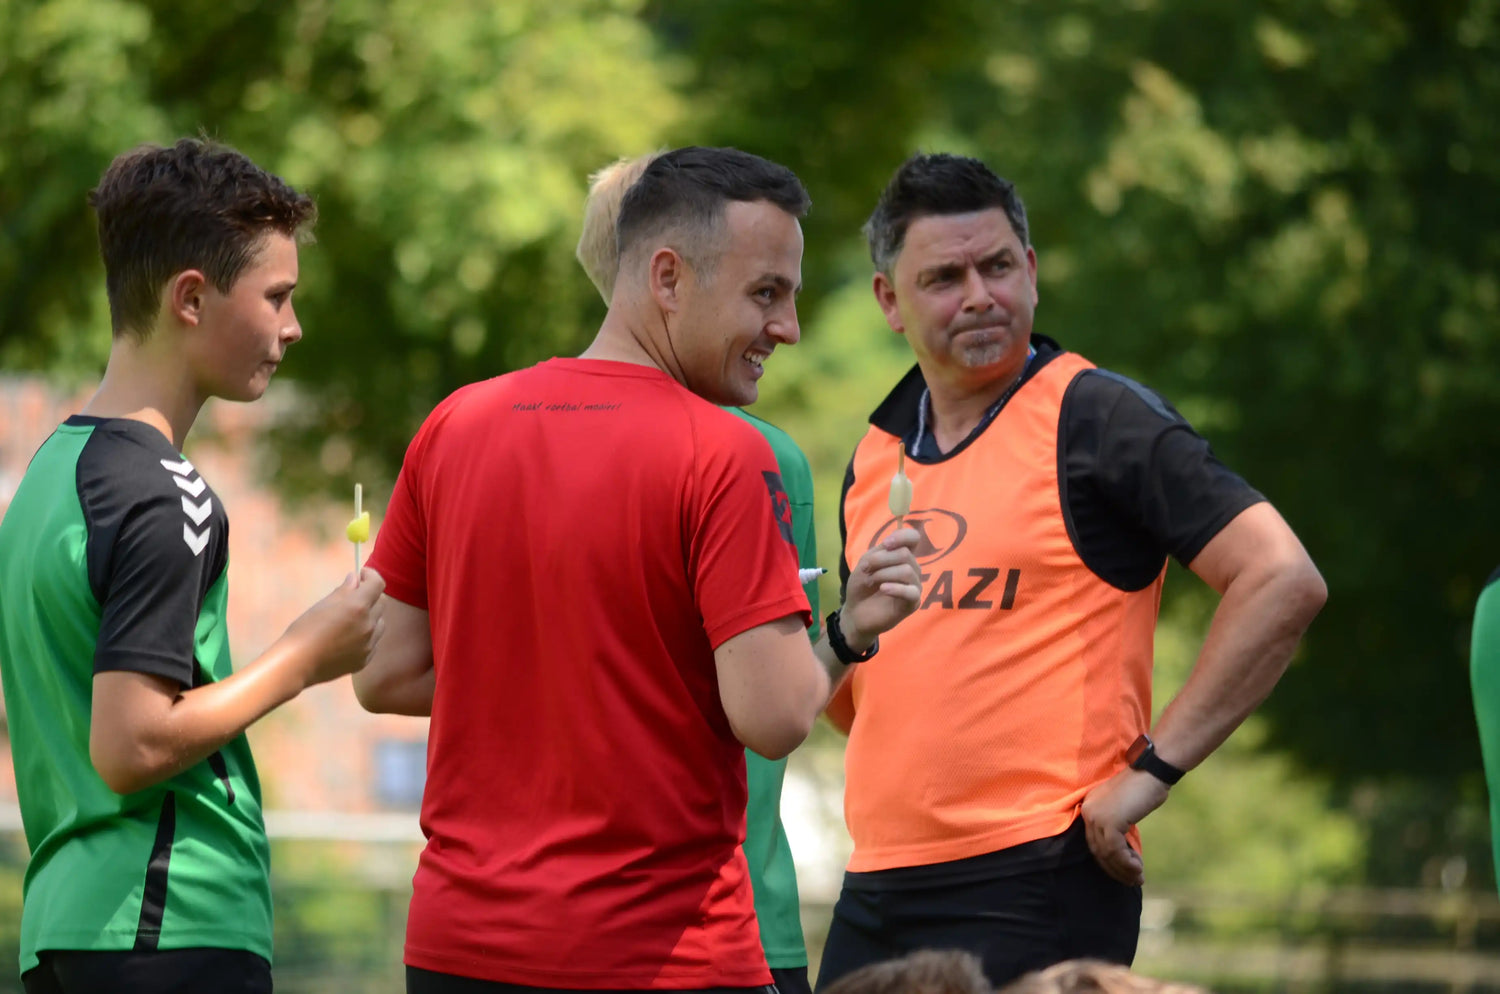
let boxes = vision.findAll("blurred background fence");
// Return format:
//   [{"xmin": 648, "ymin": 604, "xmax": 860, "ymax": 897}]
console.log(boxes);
[
  {"xmin": 1, "ymin": 813, "xmax": 1496, "ymax": 994},
  {"xmin": 0, "ymin": 789, "xmax": 1495, "ymax": 994}
]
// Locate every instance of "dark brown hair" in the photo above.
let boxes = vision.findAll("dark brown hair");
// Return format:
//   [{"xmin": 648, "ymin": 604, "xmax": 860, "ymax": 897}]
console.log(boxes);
[
  {"xmin": 88, "ymin": 138, "xmax": 316, "ymax": 339},
  {"xmin": 616, "ymin": 145, "xmax": 809, "ymax": 277}
]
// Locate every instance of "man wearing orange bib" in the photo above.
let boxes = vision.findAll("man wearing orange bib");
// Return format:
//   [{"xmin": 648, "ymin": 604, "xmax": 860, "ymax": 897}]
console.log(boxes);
[{"xmin": 816, "ymin": 153, "xmax": 1328, "ymax": 987}]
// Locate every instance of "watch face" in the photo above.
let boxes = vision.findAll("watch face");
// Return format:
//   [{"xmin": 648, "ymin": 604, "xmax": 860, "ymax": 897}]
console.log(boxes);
[{"xmin": 1126, "ymin": 734, "xmax": 1150, "ymax": 765}]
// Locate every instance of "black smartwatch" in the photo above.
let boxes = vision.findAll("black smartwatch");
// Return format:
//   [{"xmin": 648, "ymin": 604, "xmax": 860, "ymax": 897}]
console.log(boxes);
[
  {"xmin": 1126, "ymin": 733, "xmax": 1185, "ymax": 786},
  {"xmin": 826, "ymin": 611, "xmax": 878, "ymax": 665}
]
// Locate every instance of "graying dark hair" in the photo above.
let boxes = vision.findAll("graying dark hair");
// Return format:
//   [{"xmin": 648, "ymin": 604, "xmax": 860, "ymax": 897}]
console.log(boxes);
[{"xmin": 864, "ymin": 153, "xmax": 1029, "ymax": 275}]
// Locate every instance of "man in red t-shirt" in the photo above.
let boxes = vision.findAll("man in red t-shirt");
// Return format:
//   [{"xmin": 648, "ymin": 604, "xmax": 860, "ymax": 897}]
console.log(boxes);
[{"xmin": 354, "ymin": 146, "xmax": 922, "ymax": 993}]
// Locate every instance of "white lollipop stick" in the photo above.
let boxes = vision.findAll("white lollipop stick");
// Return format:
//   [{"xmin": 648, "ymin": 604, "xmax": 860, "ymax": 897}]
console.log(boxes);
[{"xmin": 354, "ymin": 484, "xmax": 362, "ymax": 573}]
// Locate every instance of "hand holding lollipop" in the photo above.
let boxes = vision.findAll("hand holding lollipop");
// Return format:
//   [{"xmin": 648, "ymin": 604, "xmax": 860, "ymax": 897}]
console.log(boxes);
[{"xmin": 347, "ymin": 483, "xmax": 371, "ymax": 574}]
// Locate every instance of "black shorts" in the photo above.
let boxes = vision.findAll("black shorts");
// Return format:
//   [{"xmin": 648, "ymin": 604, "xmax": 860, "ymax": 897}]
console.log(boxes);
[
  {"xmin": 22, "ymin": 948, "xmax": 271, "ymax": 994},
  {"xmin": 407, "ymin": 966, "xmax": 777, "ymax": 994},
  {"xmin": 815, "ymin": 854, "xmax": 1140, "ymax": 989},
  {"xmin": 770, "ymin": 966, "xmax": 812, "ymax": 994}
]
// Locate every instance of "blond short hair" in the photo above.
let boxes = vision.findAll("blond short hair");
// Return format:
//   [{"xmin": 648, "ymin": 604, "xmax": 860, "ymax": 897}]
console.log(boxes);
[
  {"xmin": 575, "ymin": 153, "xmax": 659, "ymax": 301},
  {"xmin": 1002, "ymin": 960, "xmax": 1209, "ymax": 994}
]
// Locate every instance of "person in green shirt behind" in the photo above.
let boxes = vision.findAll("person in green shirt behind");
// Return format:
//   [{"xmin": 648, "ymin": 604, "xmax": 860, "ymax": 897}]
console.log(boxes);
[
  {"xmin": 575, "ymin": 152, "xmax": 818, "ymax": 994},
  {"xmin": 0, "ymin": 138, "xmax": 386, "ymax": 994},
  {"xmin": 1471, "ymin": 567, "xmax": 1500, "ymax": 893}
]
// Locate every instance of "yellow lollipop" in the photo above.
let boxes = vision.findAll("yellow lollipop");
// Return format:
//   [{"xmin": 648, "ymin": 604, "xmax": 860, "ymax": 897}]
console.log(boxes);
[
  {"xmin": 889, "ymin": 443, "xmax": 913, "ymax": 525},
  {"xmin": 347, "ymin": 483, "xmax": 371, "ymax": 572}
]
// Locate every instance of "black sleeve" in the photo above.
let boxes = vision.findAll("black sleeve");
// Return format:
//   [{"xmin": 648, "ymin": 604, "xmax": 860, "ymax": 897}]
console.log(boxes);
[
  {"xmin": 1061, "ymin": 369, "xmax": 1266, "ymax": 590},
  {"xmin": 838, "ymin": 452, "xmax": 857, "ymax": 605},
  {"xmin": 80, "ymin": 437, "xmax": 228, "ymax": 687}
]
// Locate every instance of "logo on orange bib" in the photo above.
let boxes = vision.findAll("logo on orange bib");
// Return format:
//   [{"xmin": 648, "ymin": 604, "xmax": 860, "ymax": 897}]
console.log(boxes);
[
  {"xmin": 869, "ymin": 508, "xmax": 967, "ymax": 565},
  {"xmin": 869, "ymin": 508, "xmax": 1019, "ymax": 612}
]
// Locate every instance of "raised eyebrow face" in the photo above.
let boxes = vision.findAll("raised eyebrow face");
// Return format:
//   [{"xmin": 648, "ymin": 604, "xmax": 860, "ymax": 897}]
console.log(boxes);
[{"xmin": 917, "ymin": 247, "xmax": 1018, "ymax": 286}]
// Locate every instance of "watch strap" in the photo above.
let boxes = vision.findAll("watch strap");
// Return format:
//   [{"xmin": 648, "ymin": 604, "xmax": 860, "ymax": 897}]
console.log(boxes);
[
  {"xmin": 826, "ymin": 610, "xmax": 878, "ymax": 665},
  {"xmin": 1128, "ymin": 734, "xmax": 1186, "ymax": 786}
]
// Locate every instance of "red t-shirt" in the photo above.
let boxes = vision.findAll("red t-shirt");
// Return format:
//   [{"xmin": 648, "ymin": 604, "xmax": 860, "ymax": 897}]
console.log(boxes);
[{"xmin": 368, "ymin": 358, "xmax": 810, "ymax": 988}]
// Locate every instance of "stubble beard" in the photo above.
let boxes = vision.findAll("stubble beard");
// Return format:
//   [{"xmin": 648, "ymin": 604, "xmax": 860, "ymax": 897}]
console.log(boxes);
[{"xmin": 957, "ymin": 340, "xmax": 1008, "ymax": 369}]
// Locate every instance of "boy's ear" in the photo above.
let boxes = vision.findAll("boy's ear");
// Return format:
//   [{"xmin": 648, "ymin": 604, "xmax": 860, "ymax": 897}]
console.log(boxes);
[{"xmin": 167, "ymin": 270, "xmax": 209, "ymax": 327}]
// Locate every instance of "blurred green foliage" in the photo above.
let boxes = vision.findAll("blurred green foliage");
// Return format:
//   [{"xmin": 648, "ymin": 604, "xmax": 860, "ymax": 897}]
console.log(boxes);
[
  {"xmin": 1140, "ymin": 587, "xmax": 1367, "ymax": 895},
  {"xmin": 661, "ymin": 0, "xmax": 1500, "ymax": 789},
  {"xmin": 1, "ymin": 0, "xmax": 681, "ymax": 489},
  {"xmin": 660, "ymin": 0, "xmax": 1500, "ymax": 801},
  {"xmin": 2, "ymin": 0, "xmax": 1498, "ymax": 891}
]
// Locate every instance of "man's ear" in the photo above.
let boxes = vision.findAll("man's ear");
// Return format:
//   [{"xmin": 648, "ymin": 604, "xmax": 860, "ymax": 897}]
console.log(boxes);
[
  {"xmin": 648, "ymin": 247, "xmax": 688, "ymax": 314},
  {"xmin": 873, "ymin": 271, "xmax": 905, "ymax": 335},
  {"xmin": 167, "ymin": 270, "xmax": 209, "ymax": 328},
  {"xmin": 1026, "ymin": 244, "xmax": 1039, "ymax": 309}
]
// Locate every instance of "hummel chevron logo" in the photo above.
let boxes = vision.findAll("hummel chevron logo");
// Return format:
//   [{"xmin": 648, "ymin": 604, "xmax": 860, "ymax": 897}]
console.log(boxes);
[
  {"xmin": 182, "ymin": 523, "xmax": 210, "ymax": 557},
  {"xmin": 181, "ymin": 496, "xmax": 213, "ymax": 527},
  {"xmin": 172, "ymin": 475, "xmax": 207, "ymax": 498},
  {"xmin": 161, "ymin": 457, "xmax": 210, "ymax": 554}
]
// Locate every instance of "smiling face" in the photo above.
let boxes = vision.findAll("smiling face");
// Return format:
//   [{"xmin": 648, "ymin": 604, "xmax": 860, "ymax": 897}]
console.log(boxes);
[
  {"xmin": 874, "ymin": 208, "xmax": 1038, "ymax": 396},
  {"xmin": 669, "ymin": 199, "xmax": 804, "ymax": 406},
  {"xmin": 186, "ymin": 231, "xmax": 303, "ymax": 403}
]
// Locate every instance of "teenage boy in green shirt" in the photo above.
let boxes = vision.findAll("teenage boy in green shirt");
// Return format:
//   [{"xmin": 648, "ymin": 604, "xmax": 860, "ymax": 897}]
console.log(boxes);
[{"xmin": 0, "ymin": 138, "xmax": 385, "ymax": 994}]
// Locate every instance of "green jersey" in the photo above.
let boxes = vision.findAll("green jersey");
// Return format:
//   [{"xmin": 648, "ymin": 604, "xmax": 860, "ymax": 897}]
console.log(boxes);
[
  {"xmin": 0, "ymin": 417, "xmax": 271, "ymax": 974},
  {"xmin": 730, "ymin": 409, "xmax": 817, "ymax": 969},
  {"xmin": 1472, "ymin": 566, "xmax": 1500, "ymax": 895}
]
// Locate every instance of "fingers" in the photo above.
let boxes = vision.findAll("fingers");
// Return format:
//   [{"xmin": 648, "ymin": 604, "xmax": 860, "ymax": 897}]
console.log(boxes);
[
  {"xmin": 854, "ymin": 545, "xmax": 921, "ymax": 606},
  {"xmin": 1083, "ymin": 806, "xmax": 1145, "ymax": 886},
  {"xmin": 1095, "ymin": 837, "xmax": 1144, "ymax": 886},
  {"xmin": 860, "ymin": 554, "xmax": 921, "ymax": 597},
  {"xmin": 878, "ymin": 526, "xmax": 922, "ymax": 552},
  {"xmin": 864, "ymin": 559, "xmax": 919, "ymax": 585},
  {"xmin": 877, "ymin": 581, "xmax": 922, "ymax": 605},
  {"xmin": 356, "ymin": 568, "xmax": 387, "ymax": 602},
  {"xmin": 858, "ymin": 545, "xmax": 919, "ymax": 575}
]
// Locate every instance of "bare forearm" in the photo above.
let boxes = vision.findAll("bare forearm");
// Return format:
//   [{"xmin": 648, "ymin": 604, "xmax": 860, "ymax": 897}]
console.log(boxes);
[
  {"xmin": 758, "ymin": 643, "xmax": 833, "ymax": 755},
  {"xmin": 813, "ymin": 627, "xmax": 858, "ymax": 704},
  {"xmin": 811, "ymin": 528, "xmax": 922, "ymax": 707},
  {"xmin": 730, "ymin": 662, "xmax": 828, "ymax": 760},
  {"xmin": 92, "ymin": 647, "xmax": 307, "ymax": 794},
  {"xmin": 812, "ymin": 604, "xmax": 891, "ymax": 705},
  {"xmin": 1153, "ymin": 560, "xmax": 1325, "ymax": 769},
  {"xmin": 715, "ymin": 617, "xmax": 831, "ymax": 759},
  {"xmin": 352, "ymin": 595, "xmax": 434, "ymax": 716},
  {"xmin": 353, "ymin": 667, "xmax": 435, "ymax": 716}
]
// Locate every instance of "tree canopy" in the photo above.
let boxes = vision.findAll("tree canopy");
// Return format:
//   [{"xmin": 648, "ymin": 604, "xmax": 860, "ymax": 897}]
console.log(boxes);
[{"xmin": 3, "ymin": 0, "xmax": 1498, "ymax": 882}]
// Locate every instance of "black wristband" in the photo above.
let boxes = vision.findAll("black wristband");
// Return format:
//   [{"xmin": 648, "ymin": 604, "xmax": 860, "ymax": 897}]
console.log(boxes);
[
  {"xmin": 826, "ymin": 611, "xmax": 878, "ymax": 665},
  {"xmin": 1126, "ymin": 733, "xmax": 1186, "ymax": 786}
]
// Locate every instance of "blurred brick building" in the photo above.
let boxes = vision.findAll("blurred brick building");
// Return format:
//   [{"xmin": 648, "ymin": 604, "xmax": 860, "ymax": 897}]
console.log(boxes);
[{"xmin": 0, "ymin": 375, "xmax": 430, "ymax": 818}]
